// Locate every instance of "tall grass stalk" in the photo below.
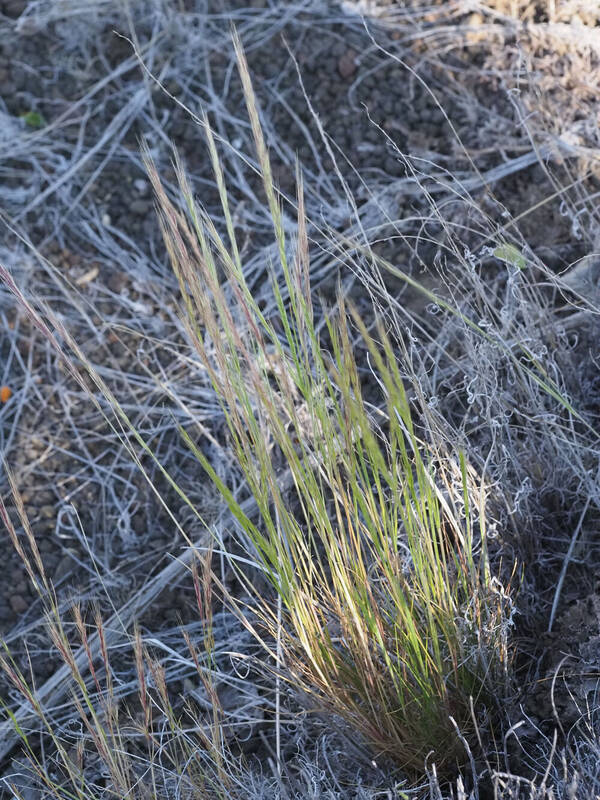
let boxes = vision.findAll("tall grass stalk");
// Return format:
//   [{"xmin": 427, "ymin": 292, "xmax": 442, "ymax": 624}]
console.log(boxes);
[
  {"xmin": 0, "ymin": 473, "xmax": 238, "ymax": 799},
  {"xmin": 146, "ymin": 32, "xmax": 515, "ymax": 776}
]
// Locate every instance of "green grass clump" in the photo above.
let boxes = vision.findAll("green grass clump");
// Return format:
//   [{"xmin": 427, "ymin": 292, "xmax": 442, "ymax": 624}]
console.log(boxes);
[{"xmin": 146, "ymin": 33, "xmax": 515, "ymax": 777}]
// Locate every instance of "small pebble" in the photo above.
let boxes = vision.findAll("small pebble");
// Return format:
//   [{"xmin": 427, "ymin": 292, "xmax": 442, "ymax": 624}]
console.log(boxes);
[
  {"xmin": 133, "ymin": 178, "xmax": 149, "ymax": 195},
  {"xmin": 107, "ymin": 271, "xmax": 127, "ymax": 293},
  {"xmin": 4, "ymin": 0, "xmax": 27, "ymax": 19},
  {"xmin": 9, "ymin": 594, "xmax": 28, "ymax": 615},
  {"xmin": 53, "ymin": 554, "xmax": 74, "ymax": 583},
  {"xmin": 130, "ymin": 199, "xmax": 150, "ymax": 216},
  {"xmin": 338, "ymin": 49, "xmax": 357, "ymax": 80}
]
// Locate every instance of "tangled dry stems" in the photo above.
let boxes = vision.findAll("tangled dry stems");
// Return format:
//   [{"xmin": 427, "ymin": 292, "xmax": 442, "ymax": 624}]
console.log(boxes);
[{"xmin": 0, "ymin": 2, "xmax": 599, "ymax": 798}]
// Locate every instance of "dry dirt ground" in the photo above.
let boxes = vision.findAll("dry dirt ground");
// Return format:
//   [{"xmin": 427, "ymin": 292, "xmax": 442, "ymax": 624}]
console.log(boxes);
[{"xmin": 0, "ymin": 0, "xmax": 599, "ymax": 797}]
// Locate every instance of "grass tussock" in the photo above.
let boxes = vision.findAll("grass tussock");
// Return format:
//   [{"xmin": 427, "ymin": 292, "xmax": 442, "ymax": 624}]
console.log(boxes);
[{"xmin": 145, "ymin": 33, "xmax": 516, "ymax": 776}]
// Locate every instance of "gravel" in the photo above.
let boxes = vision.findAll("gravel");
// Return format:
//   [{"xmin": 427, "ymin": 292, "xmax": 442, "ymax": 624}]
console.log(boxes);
[{"xmin": 0, "ymin": 0, "xmax": 598, "ymax": 795}]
